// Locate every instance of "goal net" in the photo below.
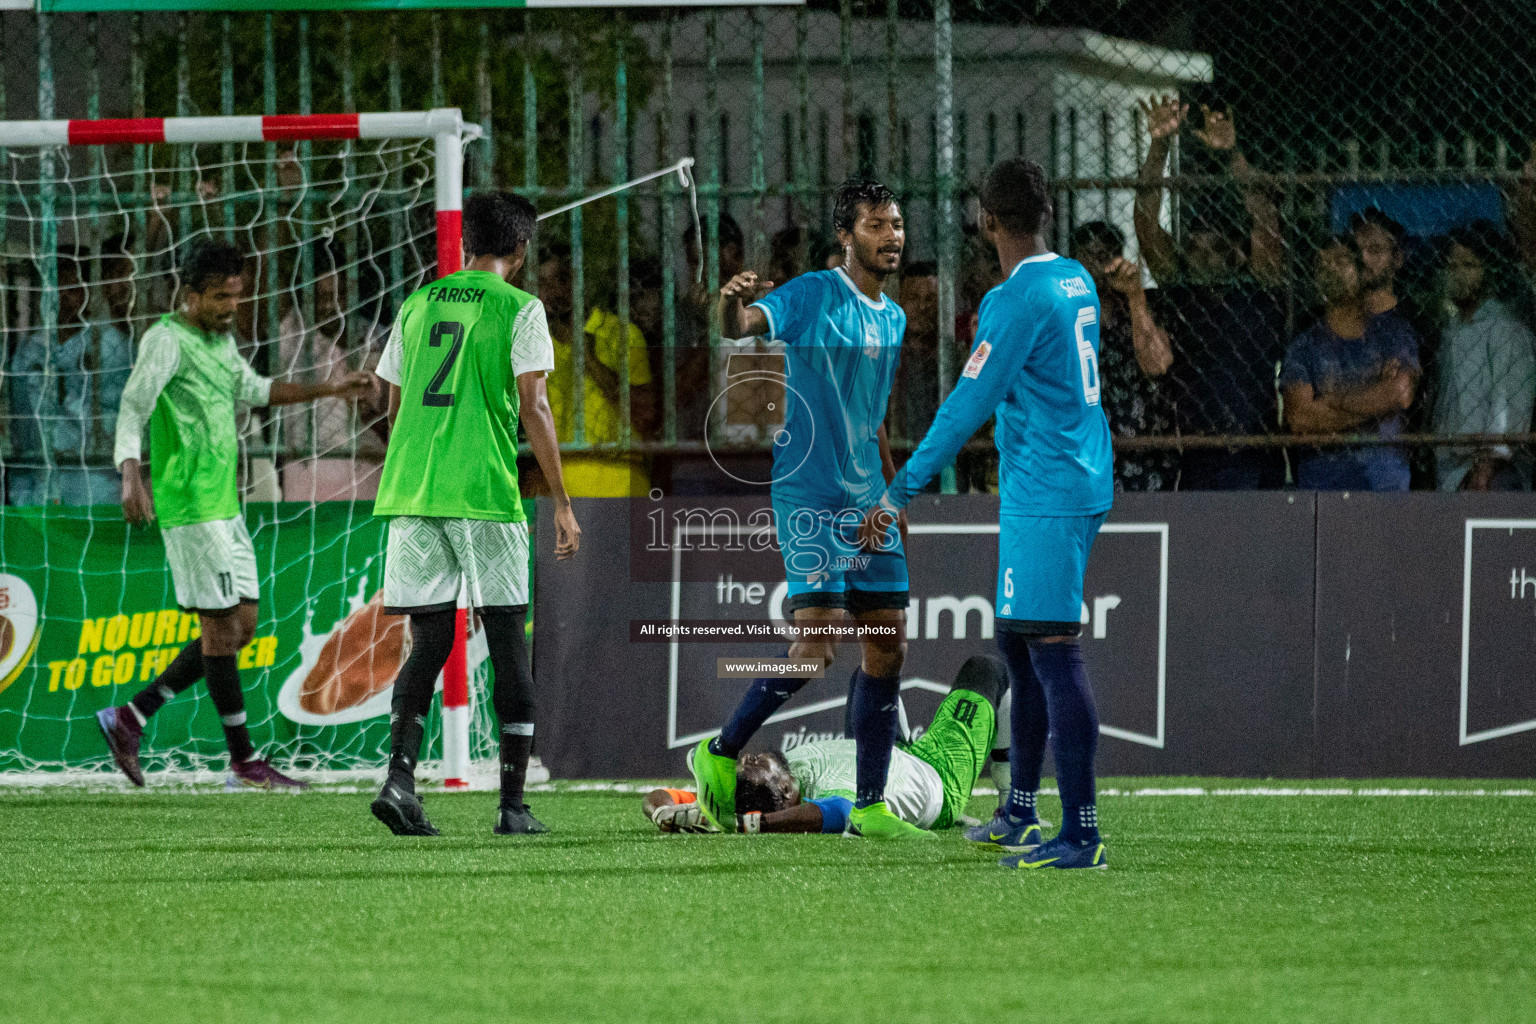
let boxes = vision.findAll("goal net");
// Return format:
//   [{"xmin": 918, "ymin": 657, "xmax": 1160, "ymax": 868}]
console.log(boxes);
[{"xmin": 0, "ymin": 110, "xmax": 501, "ymax": 785}]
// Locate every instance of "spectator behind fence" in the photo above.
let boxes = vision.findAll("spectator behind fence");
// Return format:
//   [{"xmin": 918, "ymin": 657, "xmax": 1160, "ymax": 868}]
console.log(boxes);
[
  {"xmin": 1135, "ymin": 96, "xmax": 1287, "ymax": 489},
  {"xmin": 1351, "ymin": 207, "xmax": 1412, "ymax": 318},
  {"xmin": 274, "ymin": 242, "xmax": 391, "ymax": 502},
  {"xmin": 7, "ymin": 252, "xmax": 135, "ymax": 506},
  {"xmin": 1070, "ymin": 221, "xmax": 1178, "ymax": 491},
  {"xmin": 1280, "ymin": 238, "xmax": 1418, "ymax": 491},
  {"xmin": 891, "ymin": 260, "xmax": 939, "ymax": 444},
  {"xmin": 1513, "ymin": 141, "xmax": 1536, "ymax": 283},
  {"xmin": 951, "ymin": 234, "xmax": 1004, "ymax": 493},
  {"xmin": 538, "ymin": 242, "xmax": 656, "ymax": 497},
  {"xmin": 1433, "ymin": 221, "xmax": 1536, "ymax": 491},
  {"xmin": 676, "ymin": 213, "xmax": 745, "ymax": 445}
]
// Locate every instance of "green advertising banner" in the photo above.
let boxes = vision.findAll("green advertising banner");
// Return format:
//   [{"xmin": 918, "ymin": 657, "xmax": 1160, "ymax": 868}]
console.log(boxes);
[
  {"xmin": 36, "ymin": 1, "xmax": 800, "ymax": 13},
  {"xmin": 0, "ymin": 502, "xmax": 471, "ymax": 777}
]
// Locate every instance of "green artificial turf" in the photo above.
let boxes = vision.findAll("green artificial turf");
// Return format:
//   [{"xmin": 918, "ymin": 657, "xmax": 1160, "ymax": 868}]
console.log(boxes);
[{"xmin": 2, "ymin": 780, "xmax": 1532, "ymax": 1024}]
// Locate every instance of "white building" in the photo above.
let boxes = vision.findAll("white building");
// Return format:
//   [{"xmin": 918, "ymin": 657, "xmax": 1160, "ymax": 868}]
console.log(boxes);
[{"xmin": 621, "ymin": 8, "xmax": 1213, "ymax": 263}]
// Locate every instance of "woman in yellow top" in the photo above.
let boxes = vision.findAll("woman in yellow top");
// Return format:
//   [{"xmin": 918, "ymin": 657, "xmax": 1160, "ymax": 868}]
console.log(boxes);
[{"xmin": 536, "ymin": 244, "xmax": 657, "ymax": 497}]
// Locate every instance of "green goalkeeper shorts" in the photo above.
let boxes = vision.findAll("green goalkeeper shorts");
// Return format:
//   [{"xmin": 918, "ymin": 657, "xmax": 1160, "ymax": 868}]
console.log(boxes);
[{"xmin": 903, "ymin": 688, "xmax": 997, "ymax": 829}]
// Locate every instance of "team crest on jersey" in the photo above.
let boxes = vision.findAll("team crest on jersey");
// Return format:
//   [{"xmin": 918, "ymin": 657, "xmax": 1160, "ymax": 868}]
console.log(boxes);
[
  {"xmin": 961, "ymin": 341, "xmax": 992, "ymax": 379},
  {"xmin": 864, "ymin": 326, "xmax": 883, "ymax": 359}
]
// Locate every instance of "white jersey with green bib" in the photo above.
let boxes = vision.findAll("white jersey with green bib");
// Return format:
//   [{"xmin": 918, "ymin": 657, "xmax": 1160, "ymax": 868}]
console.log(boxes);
[
  {"xmin": 786, "ymin": 738, "xmax": 944, "ymax": 829},
  {"xmin": 112, "ymin": 313, "xmax": 273, "ymax": 528}
]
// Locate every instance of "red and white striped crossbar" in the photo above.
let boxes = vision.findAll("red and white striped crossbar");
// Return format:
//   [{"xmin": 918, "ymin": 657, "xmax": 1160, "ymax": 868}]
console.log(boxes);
[
  {"xmin": 0, "ymin": 109, "xmax": 478, "ymax": 278},
  {"xmin": 0, "ymin": 109, "xmax": 472, "ymax": 148}
]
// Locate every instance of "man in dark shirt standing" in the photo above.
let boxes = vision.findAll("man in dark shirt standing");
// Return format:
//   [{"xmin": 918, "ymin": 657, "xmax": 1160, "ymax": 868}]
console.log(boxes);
[
  {"xmin": 1135, "ymin": 96, "xmax": 1288, "ymax": 489},
  {"xmin": 1281, "ymin": 239, "xmax": 1418, "ymax": 490}
]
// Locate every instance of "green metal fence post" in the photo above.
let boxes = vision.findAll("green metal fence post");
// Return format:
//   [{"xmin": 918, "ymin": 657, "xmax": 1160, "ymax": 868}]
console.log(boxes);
[
  {"xmin": 131, "ymin": 13, "xmax": 146, "ymax": 269},
  {"xmin": 704, "ymin": 12, "xmax": 719, "ymax": 348},
  {"xmin": 659, "ymin": 11, "xmax": 677, "ymax": 447},
  {"xmin": 750, "ymin": 9, "xmax": 766, "ymax": 274},
  {"xmin": 795, "ymin": 6, "xmax": 810, "ymax": 231},
  {"xmin": 263, "ymin": 14, "xmax": 279, "ymax": 367},
  {"xmin": 387, "ymin": 15, "xmax": 404, "ymax": 311},
  {"xmin": 477, "ymin": 15, "xmax": 494, "ymax": 189},
  {"xmin": 840, "ymin": 0, "xmax": 853, "ymax": 174},
  {"xmin": 37, "ymin": 9, "xmax": 58, "ymax": 486},
  {"xmin": 176, "ymin": 12, "xmax": 192, "ymax": 240},
  {"xmin": 430, "ymin": 13, "xmax": 445, "ymax": 111},
  {"xmin": 299, "ymin": 13, "xmax": 315, "ymax": 377},
  {"xmin": 615, "ymin": 19, "xmax": 632, "ymax": 446},
  {"xmin": 567, "ymin": 47, "xmax": 586, "ymax": 447},
  {"xmin": 934, "ymin": 0, "xmax": 957, "ymax": 493},
  {"xmin": 340, "ymin": 13, "xmax": 360, "ymax": 349},
  {"xmin": 220, "ymin": 16, "xmax": 234, "ymax": 242},
  {"xmin": 521, "ymin": 12, "xmax": 538, "ymax": 293},
  {"xmin": 87, "ymin": 13, "xmax": 103, "ymax": 246},
  {"xmin": 887, "ymin": 0, "xmax": 899, "ymax": 188}
]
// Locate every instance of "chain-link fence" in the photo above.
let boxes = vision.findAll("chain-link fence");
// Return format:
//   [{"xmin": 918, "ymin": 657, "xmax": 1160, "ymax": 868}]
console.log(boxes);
[{"xmin": 2, "ymin": 1, "xmax": 1534, "ymax": 500}]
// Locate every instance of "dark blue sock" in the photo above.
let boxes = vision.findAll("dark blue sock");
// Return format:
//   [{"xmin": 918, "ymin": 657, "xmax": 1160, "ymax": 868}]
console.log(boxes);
[
  {"xmin": 997, "ymin": 632, "xmax": 1047, "ymax": 823},
  {"xmin": 710, "ymin": 670, "xmax": 811, "ymax": 759},
  {"xmin": 1027, "ymin": 639, "xmax": 1099, "ymax": 844},
  {"xmin": 849, "ymin": 666, "xmax": 901, "ymax": 808},
  {"xmin": 842, "ymin": 667, "xmax": 857, "ymax": 739}
]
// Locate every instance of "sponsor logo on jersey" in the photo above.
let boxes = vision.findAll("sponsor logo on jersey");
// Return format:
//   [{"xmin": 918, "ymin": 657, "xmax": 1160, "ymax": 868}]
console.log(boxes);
[{"xmin": 961, "ymin": 340, "xmax": 992, "ymax": 379}]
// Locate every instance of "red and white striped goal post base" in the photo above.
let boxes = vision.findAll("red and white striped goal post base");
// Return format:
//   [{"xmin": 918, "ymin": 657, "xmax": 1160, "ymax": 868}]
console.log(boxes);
[{"xmin": 0, "ymin": 108, "xmax": 483, "ymax": 787}]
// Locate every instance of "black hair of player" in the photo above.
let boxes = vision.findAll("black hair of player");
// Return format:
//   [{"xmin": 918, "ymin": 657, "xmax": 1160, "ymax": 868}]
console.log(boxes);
[
  {"xmin": 901, "ymin": 260, "xmax": 938, "ymax": 279},
  {"xmin": 979, "ymin": 159, "xmax": 1051, "ymax": 237},
  {"xmin": 180, "ymin": 238, "xmax": 245, "ymax": 294},
  {"xmin": 464, "ymin": 191, "xmax": 536, "ymax": 260},
  {"xmin": 736, "ymin": 751, "xmax": 796, "ymax": 815},
  {"xmin": 1069, "ymin": 221, "xmax": 1126, "ymax": 259},
  {"xmin": 832, "ymin": 178, "xmax": 898, "ymax": 236}
]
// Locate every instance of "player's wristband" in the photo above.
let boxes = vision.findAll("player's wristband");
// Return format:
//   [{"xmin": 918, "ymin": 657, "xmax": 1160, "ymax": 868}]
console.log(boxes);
[{"xmin": 739, "ymin": 811, "xmax": 762, "ymax": 834}]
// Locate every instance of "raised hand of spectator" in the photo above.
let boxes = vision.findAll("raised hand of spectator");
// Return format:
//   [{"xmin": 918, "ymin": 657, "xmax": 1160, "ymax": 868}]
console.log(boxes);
[
  {"xmin": 1104, "ymin": 256, "xmax": 1145, "ymax": 297},
  {"xmin": 1138, "ymin": 94, "xmax": 1186, "ymax": 141},
  {"xmin": 1192, "ymin": 105, "xmax": 1236, "ymax": 151}
]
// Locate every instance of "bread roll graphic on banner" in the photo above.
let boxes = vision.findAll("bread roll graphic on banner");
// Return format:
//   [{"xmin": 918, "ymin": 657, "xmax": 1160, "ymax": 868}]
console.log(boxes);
[
  {"xmin": 277, "ymin": 578, "xmax": 488, "ymax": 728},
  {"xmin": 277, "ymin": 582, "xmax": 410, "ymax": 727},
  {"xmin": 298, "ymin": 593, "xmax": 410, "ymax": 716}
]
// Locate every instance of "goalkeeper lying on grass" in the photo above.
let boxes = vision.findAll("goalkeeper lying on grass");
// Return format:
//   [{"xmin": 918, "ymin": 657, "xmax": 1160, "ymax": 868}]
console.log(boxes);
[{"xmin": 646, "ymin": 656, "xmax": 1002, "ymax": 835}]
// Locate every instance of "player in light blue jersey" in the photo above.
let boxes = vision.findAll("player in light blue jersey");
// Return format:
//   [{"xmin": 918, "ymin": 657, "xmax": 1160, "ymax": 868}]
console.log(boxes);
[
  {"xmin": 689, "ymin": 180, "xmax": 926, "ymax": 840},
  {"xmin": 861, "ymin": 159, "xmax": 1114, "ymax": 869}
]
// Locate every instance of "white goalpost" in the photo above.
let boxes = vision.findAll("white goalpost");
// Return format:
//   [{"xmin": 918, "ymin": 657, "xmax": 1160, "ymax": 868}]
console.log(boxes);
[{"xmin": 0, "ymin": 109, "xmax": 490, "ymax": 785}]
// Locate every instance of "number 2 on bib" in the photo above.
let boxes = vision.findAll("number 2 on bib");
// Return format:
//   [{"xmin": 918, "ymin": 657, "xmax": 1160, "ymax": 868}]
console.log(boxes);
[
  {"xmin": 1074, "ymin": 306, "xmax": 1100, "ymax": 406},
  {"xmin": 423, "ymin": 320, "xmax": 466, "ymax": 407}
]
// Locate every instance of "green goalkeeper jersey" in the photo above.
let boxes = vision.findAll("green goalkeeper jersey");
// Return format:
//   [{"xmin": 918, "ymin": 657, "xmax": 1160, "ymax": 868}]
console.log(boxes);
[
  {"xmin": 112, "ymin": 313, "xmax": 273, "ymax": 528},
  {"xmin": 374, "ymin": 270, "xmax": 554, "ymax": 522}
]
